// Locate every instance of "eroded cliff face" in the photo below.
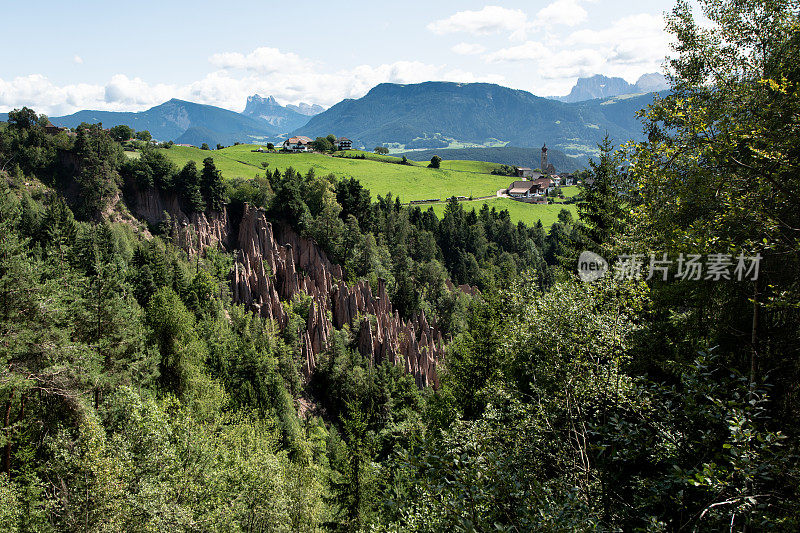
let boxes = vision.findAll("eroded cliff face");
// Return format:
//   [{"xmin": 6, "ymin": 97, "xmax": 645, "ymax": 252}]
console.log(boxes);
[
  {"xmin": 128, "ymin": 188, "xmax": 443, "ymax": 388},
  {"xmin": 232, "ymin": 204, "xmax": 443, "ymax": 388},
  {"xmin": 129, "ymin": 185, "xmax": 232, "ymax": 254},
  {"xmin": 331, "ymin": 278, "xmax": 442, "ymax": 388}
]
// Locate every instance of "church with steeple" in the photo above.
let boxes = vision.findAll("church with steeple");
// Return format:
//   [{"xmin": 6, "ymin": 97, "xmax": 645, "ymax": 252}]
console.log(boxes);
[
  {"xmin": 541, "ymin": 143, "xmax": 556, "ymax": 175},
  {"xmin": 541, "ymin": 143, "xmax": 548, "ymax": 171}
]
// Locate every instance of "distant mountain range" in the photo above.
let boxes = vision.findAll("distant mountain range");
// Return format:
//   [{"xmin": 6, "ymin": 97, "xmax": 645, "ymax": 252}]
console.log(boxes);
[
  {"xmin": 395, "ymin": 146, "xmax": 588, "ymax": 173},
  {"xmin": 38, "ymin": 95, "xmax": 323, "ymax": 147},
  {"xmin": 242, "ymin": 94, "xmax": 319, "ymax": 132},
  {"xmin": 551, "ymin": 73, "xmax": 670, "ymax": 103},
  {"xmin": 3, "ymin": 79, "xmax": 664, "ymax": 156},
  {"xmin": 286, "ymin": 102, "xmax": 326, "ymax": 116},
  {"xmin": 47, "ymin": 99, "xmax": 276, "ymax": 146},
  {"xmin": 292, "ymin": 81, "xmax": 661, "ymax": 157}
]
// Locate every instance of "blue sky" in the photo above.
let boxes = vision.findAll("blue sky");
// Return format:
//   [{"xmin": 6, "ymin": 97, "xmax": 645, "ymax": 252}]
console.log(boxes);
[{"xmin": 0, "ymin": 0, "xmax": 678, "ymax": 115}]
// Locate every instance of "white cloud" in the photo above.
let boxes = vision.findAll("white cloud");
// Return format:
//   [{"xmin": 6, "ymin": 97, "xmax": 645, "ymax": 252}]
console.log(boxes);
[
  {"xmin": 451, "ymin": 42, "xmax": 486, "ymax": 55},
  {"xmin": 483, "ymin": 41, "xmax": 550, "ymax": 63},
  {"xmin": 0, "ymin": 43, "xmax": 507, "ymax": 116},
  {"xmin": 536, "ymin": 0, "xmax": 588, "ymax": 27},
  {"xmin": 539, "ymin": 49, "xmax": 606, "ymax": 79},
  {"xmin": 566, "ymin": 13, "xmax": 670, "ymax": 71},
  {"xmin": 0, "ymin": 74, "xmax": 177, "ymax": 116},
  {"xmin": 209, "ymin": 47, "xmax": 314, "ymax": 74},
  {"xmin": 104, "ymin": 74, "xmax": 176, "ymax": 106},
  {"xmin": 521, "ymin": 13, "xmax": 671, "ymax": 96},
  {"xmin": 474, "ymin": 10, "xmax": 670, "ymax": 96},
  {"xmin": 0, "ymin": 75, "xmax": 102, "ymax": 116},
  {"xmin": 428, "ymin": 6, "xmax": 528, "ymax": 39},
  {"xmin": 443, "ymin": 69, "xmax": 505, "ymax": 85},
  {"xmin": 0, "ymin": 6, "xmax": 670, "ymax": 116},
  {"xmin": 73, "ymin": 55, "xmax": 84, "ymax": 64}
]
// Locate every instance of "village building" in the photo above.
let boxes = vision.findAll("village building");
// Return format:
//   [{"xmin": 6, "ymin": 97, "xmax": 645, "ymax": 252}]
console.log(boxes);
[
  {"xmin": 541, "ymin": 143, "xmax": 556, "ymax": 174},
  {"xmin": 335, "ymin": 137, "xmax": 352, "ymax": 150},
  {"xmin": 532, "ymin": 176, "xmax": 555, "ymax": 193},
  {"xmin": 283, "ymin": 136, "xmax": 313, "ymax": 152},
  {"xmin": 514, "ymin": 167, "xmax": 544, "ymax": 180},
  {"xmin": 507, "ymin": 175, "xmax": 557, "ymax": 200},
  {"xmin": 541, "ymin": 143, "xmax": 548, "ymax": 171},
  {"xmin": 516, "ymin": 167, "xmax": 533, "ymax": 178},
  {"xmin": 508, "ymin": 180, "xmax": 544, "ymax": 198}
]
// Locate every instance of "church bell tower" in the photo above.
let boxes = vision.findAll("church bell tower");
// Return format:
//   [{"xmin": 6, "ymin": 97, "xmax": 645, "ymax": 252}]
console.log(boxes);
[{"xmin": 541, "ymin": 143, "xmax": 548, "ymax": 173}]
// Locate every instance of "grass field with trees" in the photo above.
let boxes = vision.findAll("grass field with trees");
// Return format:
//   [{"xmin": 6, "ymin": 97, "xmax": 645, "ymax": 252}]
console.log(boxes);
[
  {"xmin": 156, "ymin": 144, "xmax": 575, "ymax": 226},
  {"xmin": 431, "ymin": 198, "xmax": 578, "ymax": 227}
]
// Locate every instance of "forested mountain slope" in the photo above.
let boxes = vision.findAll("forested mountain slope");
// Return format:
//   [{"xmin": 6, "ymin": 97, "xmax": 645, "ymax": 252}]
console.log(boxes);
[
  {"xmin": 293, "ymin": 81, "xmax": 659, "ymax": 156},
  {"xmin": 50, "ymin": 98, "xmax": 276, "ymax": 146}
]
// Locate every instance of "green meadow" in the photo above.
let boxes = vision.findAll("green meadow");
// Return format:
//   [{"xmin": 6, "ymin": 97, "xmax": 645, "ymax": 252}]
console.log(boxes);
[
  {"xmin": 156, "ymin": 144, "xmax": 574, "ymax": 227},
  {"xmin": 561, "ymin": 185, "xmax": 580, "ymax": 197},
  {"xmin": 429, "ymin": 198, "xmax": 578, "ymax": 228},
  {"xmin": 159, "ymin": 145, "xmax": 513, "ymax": 201},
  {"xmin": 434, "ymin": 159, "xmax": 505, "ymax": 174},
  {"xmin": 333, "ymin": 150, "xmax": 504, "ymax": 174}
]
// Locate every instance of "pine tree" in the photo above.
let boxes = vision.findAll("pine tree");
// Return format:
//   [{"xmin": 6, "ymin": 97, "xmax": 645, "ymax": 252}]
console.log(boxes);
[
  {"xmin": 200, "ymin": 157, "xmax": 225, "ymax": 212},
  {"xmin": 578, "ymin": 135, "xmax": 626, "ymax": 253},
  {"xmin": 39, "ymin": 197, "xmax": 77, "ymax": 266},
  {"xmin": 327, "ymin": 400, "xmax": 376, "ymax": 531},
  {"xmin": 176, "ymin": 161, "xmax": 205, "ymax": 213},
  {"xmin": 73, "ymin": 124, "xmax": 122, "ymax": 219}
]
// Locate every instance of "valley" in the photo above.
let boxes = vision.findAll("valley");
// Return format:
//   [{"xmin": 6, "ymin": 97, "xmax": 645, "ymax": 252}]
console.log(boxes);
[{"xmin": 153, "ymin": 145, "xmax": 577, "ymax": 227}]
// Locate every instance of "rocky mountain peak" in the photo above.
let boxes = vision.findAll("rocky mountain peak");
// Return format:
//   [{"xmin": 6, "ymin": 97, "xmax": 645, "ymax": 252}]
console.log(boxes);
[
  {"xmin": 242, "ymin": 94, "xmax": 316, "ymax": 131},
  {"xmin": 286, "ymin": 102, "xmax": 325, "ymax": 116},
  {"xmin": 634, "ymin": 72, "xmax": 669, "ymax": 92},
  {"xmin": 244, "ymin": 94, "xmax": 280, "ymax": 114},
  {"xmin": 561, "ymin": 75, "xmax": 635, "ymax": 103}
]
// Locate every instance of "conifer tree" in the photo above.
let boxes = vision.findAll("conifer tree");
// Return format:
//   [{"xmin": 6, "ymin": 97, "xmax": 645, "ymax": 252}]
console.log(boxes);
[
  {"xmin": 578, "ymin": 135, "xmax": 627, "ymax": 253},
  {"xmin": 200, "ymin": 157, "xmax": 225, "ymax": 212},
  {"xmin": 327, "ymin": 400, "xmax": 376, "ymax": 531},
  {"xmin": 73, "ymin": 123, "xmax": 122, "ymax": 219},
  {"xmin": 176, "ymin": 161, "xmax": 205, "ymax": 213}
]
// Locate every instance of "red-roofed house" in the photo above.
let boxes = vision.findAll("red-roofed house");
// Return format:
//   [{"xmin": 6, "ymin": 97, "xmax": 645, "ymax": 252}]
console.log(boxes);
[
  {"xmin": 531, "ymin": 177, "xmax": 555, "ymax": 193},
  {"xmin": 283, "ymin": 136, "xmax": 313, "ymax": 152},
  {"xmin": 507, "ymin": 176, "xmax": 557, "ymax": 199},
  {"xmin": 508, "ymin": 181, "xmax": 543, "ymax": 198}
]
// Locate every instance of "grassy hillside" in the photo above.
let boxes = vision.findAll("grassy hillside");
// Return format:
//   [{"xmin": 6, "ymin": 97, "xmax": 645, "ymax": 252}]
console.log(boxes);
[
  {"xmin": 437, "ymin": 159, "xmax": 504, "ymax": 173},
  {"xmin": 158, "ymin": 146, "xmax": 260, "ymax": 179},
  {"xmin": 334, "ymin": 150, "xmax": 504, "ymax": 173},
  {"xmin": 158, "ymin": 144, "xmax": 516, "ymax": 202},
  {"xmin": 396, "ymin": 146, "xmax": 588, "ymax": 172},
  {"xmin": 331, "ymin": 150, "xmax": 417, "ymax": 164},
  {"xmin": 430, "ymin": 199, "xmax": 577, "ymax": 228},
  {"xmin": 156, "ymin": 144, "xmax": 577, "ymax": 227}
]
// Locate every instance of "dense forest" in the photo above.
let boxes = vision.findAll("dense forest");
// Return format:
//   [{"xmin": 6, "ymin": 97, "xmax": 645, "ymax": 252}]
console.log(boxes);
[{"xmin": 1, "ymin": 0, "xmax": 799, "ymax": 531}]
